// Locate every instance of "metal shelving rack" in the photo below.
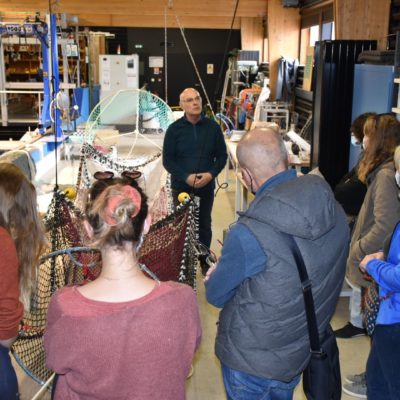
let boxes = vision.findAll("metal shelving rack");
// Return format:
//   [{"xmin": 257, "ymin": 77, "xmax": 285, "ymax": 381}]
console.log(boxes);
[{"xmin": 259, "ymin": 101, "xmax": 290, "ymax": 133}]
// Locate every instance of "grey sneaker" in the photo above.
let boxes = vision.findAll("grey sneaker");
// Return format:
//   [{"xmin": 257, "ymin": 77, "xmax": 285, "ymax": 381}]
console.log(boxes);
[
  {"xmin": 345, "ymin": 371, "xmax": 366, "ymax": 385},
  {"xmin": 342, "ymin": 381, "xmax": 367, "ymax": 398}
]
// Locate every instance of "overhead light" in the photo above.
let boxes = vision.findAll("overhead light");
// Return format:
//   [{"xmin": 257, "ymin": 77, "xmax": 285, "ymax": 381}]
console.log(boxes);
[{"xmin": 135, "ymin": 44, "xmax": 143, "ymax": 49}]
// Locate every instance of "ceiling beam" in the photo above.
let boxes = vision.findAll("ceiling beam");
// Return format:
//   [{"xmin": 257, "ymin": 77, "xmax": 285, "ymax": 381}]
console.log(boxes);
[
  {"xmin": 0, "ymin": 0, "xmax": 267, "ymax": 28},
  {"xmin": 76, "ymin": 14, "xmax": 242, "ymax": 29}
]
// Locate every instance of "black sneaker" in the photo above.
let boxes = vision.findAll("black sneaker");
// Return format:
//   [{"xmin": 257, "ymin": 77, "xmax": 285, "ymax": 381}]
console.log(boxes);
[
  {"xmin": 199, "ymin": 258, "xmax": 209, "ymax": 277},
  {"xmin": 198, "ymin": 250, "xmax": 216, "ymax": 277},
  {"xmin": 200, "ymin": 264, "xmax": 209, "ymax": 276},
  {"xmin": 334, "ymin": 322, "xmax": 367, "ymax": 338}
]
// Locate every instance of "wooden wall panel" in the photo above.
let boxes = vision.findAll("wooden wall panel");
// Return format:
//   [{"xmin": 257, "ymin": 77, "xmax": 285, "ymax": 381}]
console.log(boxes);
[
  {"xmin": 88, "ymin": 34, "xmax": 106, "ymax": 85},
  {"xmin": 78, "ymin": 14, "xmax": 241, "ymax": 29},
  {"xmin": 0, "ymin": 0, "xmax": 266, "ymax": 17},
  {"xmin": 267, "ymin": 0, "xmax": 301, "ymax": 99},
  {"xmin": 334, "ymin": 0, "xmax": 391, "ymax": 50},
  {"xmin": 0, "ymin": 0, "xmax": 267, "ymax": 28},
  {"xmin": 240, "ymin": 17, "xmax": 264, "ymax": 62}
]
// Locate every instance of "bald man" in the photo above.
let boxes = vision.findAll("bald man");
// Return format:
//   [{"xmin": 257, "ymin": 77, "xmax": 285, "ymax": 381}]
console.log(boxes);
[
  {"xmin": 163, "ymin": 88, "xmax": 227, "ymax": 275},
  {"xmin": 205, "ymin": 129, "xmax": 349, "ymax": 399}
]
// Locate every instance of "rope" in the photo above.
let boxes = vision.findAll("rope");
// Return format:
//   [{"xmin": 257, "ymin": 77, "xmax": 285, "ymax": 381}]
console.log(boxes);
[
  {"xmin": 31, "ymin": 373, "xmax": 56, "ymax": 400},
  {"xmin": 212, "ymin": 0, "xmax": 240, "ymax": 110},
  {"xmin": 173, "ymin": 13, "xmax": 216, "ymax": 120},
  {"xmin": 164, "ymin": 7, "xmax": 168, "ymax": 103}
]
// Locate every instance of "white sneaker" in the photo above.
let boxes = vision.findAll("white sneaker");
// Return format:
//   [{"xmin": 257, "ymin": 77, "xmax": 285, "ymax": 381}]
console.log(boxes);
[
  {"xmin": 342, "ymin": 381, "xmax": 367, "ymax": 398},
  {"xmin": 345, "ymin": 371, "xmax": 366, "ymax": 385}
]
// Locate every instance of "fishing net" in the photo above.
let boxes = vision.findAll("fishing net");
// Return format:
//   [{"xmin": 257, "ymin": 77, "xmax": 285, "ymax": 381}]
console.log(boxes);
[
  {"xmin": 72, "ymin": 89, "xmax": 174, "ymax": 211},
  {"xmin": 11, "ymin": 186, "xmax": 198, "ymax": 385},
  {"xmin": 84, "ymin": 88, "xmax": 174, "ymax": 149},
  {"xmin": 11, "ymin": 191, "xmax": 100, "ymax": 385},
  {"xmin": 139, "ymin": 197, "xmax": 199, "ymax": 288},
  {"xmin": 77, "ymin": 143, "xmax": 165, "ymax": 208},
  {"xmin": 11, "ymin": 89, "xmax": 197, "ymax": 386}
]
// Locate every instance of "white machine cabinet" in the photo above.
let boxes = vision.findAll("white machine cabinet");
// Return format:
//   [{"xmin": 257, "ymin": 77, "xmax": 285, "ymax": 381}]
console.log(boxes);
[{"xmin": 99, "ymin": 54, "xmax": 139, "ymax": 99}]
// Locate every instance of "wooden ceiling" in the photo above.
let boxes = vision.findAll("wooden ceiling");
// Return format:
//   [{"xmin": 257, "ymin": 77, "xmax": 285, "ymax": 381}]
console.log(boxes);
[{"xmin": 0, "ymin": 0, "xmax": 268, "ymax": 29}]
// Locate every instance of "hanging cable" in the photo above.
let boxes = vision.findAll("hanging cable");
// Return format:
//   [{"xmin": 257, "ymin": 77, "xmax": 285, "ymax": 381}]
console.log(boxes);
[
  {"xmin": 169, "ymin": 2, "xmax": 228, "ymax": 203},
  {"xmin": 164, "ymin": 7, "xmax": 168, "ymax": 103},
  {"xmin": 212, "ymin": 0, "xmax": 240, "ymax": 110},
  {"xmin": 173, "ymin": 13, "xmax": 216, "ymax": 120},
  {"xmin": 215, "ymin": 176, "xmax": 229, "ymax": 197}
]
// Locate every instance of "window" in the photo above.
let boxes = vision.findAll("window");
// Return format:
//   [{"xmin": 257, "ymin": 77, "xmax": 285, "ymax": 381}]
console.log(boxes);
[{"xmin": 299, "ymin": 4, "xmax": 334, "ymax": 64}]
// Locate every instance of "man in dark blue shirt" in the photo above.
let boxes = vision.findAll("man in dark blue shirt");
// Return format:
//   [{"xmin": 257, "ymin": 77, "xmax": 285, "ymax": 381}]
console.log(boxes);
[{"xmin": 163, "ymin": 88, "xmax": 227, "ymax": 275}]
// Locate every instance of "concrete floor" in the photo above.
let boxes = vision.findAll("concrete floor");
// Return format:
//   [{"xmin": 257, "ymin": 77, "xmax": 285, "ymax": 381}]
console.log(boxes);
[{"xmin": 14, "ymin": 166, "xmax": 369, "ymax": 399}]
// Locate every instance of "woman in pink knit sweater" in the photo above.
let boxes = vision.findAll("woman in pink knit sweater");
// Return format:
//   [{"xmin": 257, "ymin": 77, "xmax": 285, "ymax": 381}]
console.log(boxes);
[
  {"xmin": 0, "ymin": 163, "xmax": 46, "ymax": 399},
  {"xmin": 44, "ymin": 175, "xmax": 202, "ymax": 399}
]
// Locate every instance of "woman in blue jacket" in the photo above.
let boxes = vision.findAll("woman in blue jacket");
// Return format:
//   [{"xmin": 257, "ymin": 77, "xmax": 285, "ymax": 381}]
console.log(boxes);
[{"xmin": 360, "ymin": 146, "xmax": 400, "ymax": 399}]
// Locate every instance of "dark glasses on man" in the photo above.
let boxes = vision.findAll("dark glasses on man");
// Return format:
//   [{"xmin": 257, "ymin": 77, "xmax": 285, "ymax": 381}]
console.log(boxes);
[{"xmin": 94, "ymin": 170, "xmax": 142, "ymax": 181}]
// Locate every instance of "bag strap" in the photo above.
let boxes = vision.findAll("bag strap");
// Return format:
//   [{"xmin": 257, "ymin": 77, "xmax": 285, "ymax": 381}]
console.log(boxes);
[{"xmin": 282, "ymin": 232, "xmax": 322, "ymax": 353}]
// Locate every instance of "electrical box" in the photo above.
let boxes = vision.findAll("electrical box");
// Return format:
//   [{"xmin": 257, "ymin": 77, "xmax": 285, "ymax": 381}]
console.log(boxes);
[{"xmin": 99, "ymin": 54, "xmax": 139, "ymax": 99}]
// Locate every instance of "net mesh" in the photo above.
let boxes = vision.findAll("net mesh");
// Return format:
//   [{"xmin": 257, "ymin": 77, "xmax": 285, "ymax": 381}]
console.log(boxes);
[
  {"xmin": 11, "ymin": 89, "xmax": 191, "ymax": 387},
  {"xmin": 12, "ymin": 186, "xmax": 198, "ymax": 385},
  {"xmin": 85, "ymin": 89, "xmax": 175, "ymax": 144},
  {"xmin": 11, "ymin": 191, "xmax": 100, "ymax": 384},
  {"xmin": 74, "ymin": 145, "xmax": 169, "ymax": 223}
]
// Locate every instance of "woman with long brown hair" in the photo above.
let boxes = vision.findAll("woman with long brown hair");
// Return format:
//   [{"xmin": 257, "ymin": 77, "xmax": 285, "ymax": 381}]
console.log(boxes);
[
  {"xmin": 0, "ymin": 163, "xmax": 46, "ymax": 398},
  {"xmin": 341, "ymin": 114, "xmax": 400, "ymax": 398},
  {"xmin": 44, "ymin": 175, "xmax": 201, "ymax": 399}
]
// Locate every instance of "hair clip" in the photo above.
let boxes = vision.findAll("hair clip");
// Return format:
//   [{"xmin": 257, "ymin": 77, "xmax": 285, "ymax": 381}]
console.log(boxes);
[{"xmin": 103, "ymin": 185, "xmax": 142, "ymax": 225}]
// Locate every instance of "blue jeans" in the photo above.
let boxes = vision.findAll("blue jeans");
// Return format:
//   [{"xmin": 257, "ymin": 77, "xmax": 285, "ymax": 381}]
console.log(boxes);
[
  {"xmin": 221, "ymin": 364, "xmax": 300, "ymax": 400},
  {"xmin": 367, "ymin": 323, "xmax": 400, "ymax": 400},
  {"xmin": 0, "ymin": 345, "xmax": 19, "ymax": 399}
]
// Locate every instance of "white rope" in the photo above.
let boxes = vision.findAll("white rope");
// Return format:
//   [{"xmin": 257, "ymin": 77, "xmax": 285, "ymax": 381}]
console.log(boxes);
[
  {"xmin": 31, "ymin": 373, "xmax": 56, "ymax": 400},
  {"xmin": 164, "ymin": 7, "xmax": 168, "ymax": 103},
  {"xmin": 126, "ymin": 129, "xmax": 139, "ymax": 158},
  {"xmin": 173, "ymin": 13, "xmax": 216, "ymax": 120}
]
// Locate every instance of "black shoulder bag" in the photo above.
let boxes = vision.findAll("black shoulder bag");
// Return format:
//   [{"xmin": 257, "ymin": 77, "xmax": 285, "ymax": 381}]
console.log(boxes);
[{"xmin": 284, "ymin": 233, "xmax": 342, "ymax": 400}]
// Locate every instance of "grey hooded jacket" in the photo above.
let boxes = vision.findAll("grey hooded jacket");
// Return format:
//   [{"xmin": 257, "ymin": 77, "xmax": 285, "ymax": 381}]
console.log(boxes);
[
  {"xmin": 215, "ymin": 174, "xmax": 349, "ymax": 382},
  {"xmin": 347, "ymin": 160, "xmax": 400, "ymax": 288}
]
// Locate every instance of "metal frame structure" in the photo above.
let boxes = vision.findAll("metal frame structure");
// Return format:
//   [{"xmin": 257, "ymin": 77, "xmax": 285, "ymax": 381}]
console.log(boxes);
[{"xmin": 0, "ymin": 15, "xmax": 64, "ymax": 136}]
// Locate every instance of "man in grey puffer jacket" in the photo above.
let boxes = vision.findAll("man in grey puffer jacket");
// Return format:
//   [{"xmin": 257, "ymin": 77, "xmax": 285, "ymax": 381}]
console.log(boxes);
[{"xmin": 205, "ymin": 129, "xmax": 349, "ymax": 399}]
